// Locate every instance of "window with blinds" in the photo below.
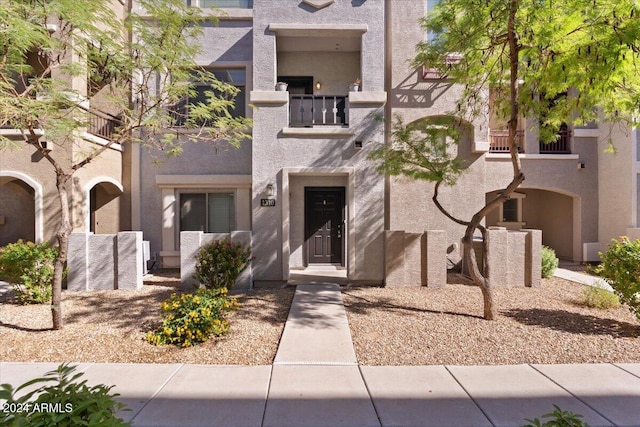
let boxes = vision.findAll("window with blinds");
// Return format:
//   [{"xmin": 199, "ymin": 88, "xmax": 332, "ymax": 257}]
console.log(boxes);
[{"xmin": 179, "ymin": 192, "xmax": 235, "ymax": 233}]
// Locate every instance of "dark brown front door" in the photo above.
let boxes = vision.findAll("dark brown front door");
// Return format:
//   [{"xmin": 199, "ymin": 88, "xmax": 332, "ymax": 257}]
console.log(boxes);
[{"xmin": 305, "ymin": 187, "xmax": 345, "ymax": 265}]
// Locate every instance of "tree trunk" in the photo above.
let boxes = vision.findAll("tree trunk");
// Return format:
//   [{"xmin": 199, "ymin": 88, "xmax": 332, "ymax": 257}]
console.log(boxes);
[
  {"xmin": 462, "ymin": 220, "xmax": 496, "ymax": 320},
  {"xmin": 52, "ymin": 172, "xmax": 73, "ymax": 330}
]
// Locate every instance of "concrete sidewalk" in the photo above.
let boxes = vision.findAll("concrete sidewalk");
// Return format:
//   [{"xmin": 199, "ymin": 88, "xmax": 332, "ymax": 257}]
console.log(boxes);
[
  {"xmin": 554, "ymin": 266, "xmax": 615, "ymax": 291},
  {"xmin": 2, "ymin": 283, "xmax": 640, "ymax": 426},
  {"xmin": 3, "ymin": 361, "xmax": 640, "ymax": 426}
]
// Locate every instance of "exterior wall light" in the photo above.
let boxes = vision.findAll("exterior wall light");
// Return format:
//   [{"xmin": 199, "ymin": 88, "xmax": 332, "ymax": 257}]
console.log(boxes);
[
  {"xmin": 266, "ymin": 183, "xmax": 275, "ymax": 197},
  {"xmin": 315, "ymin": 81, "xmax": 321, "ymax": 90}
]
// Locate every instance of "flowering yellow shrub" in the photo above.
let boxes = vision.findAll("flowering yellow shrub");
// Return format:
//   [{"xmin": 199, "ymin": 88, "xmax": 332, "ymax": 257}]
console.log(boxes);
[{"xmin": 146, "ymin": 287, "xmax": 238, "ymax": 347}]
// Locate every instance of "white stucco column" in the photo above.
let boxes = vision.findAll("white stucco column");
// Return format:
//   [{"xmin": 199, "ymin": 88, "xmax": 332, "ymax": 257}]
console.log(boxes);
[{"xmin": 161, "ymin": 187, "xmax": 176, "ymax": 253}]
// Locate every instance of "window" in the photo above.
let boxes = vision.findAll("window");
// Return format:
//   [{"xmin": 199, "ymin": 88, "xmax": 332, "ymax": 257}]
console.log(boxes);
[
  {"xmin": 423, "ymin": 0, "xmax": 461, "ymax": 79},
  {"xmin": 497, "ymin": 192, "xmax": 526, "ymax": 227},
  {"xmin": 425, "ymin": 0, "xmax": 441, "ymax": 43},
  {"xmin": 180, "ymin": 192, "xmax": 235, "ymax": 233},
  {"xmin": 172, "ymin": 68, "xmax": 246, "ymax": 126},
  {"xmin": 502, "ymin": 199, "xmax": 518, "ymax": 222},
  {"xmin": 211, "ymin": 69, "xmax": 246, "ymax": 118},
  {"xmin": 186, "ymin": 0, "xmax": 253, "ymax": 8}
]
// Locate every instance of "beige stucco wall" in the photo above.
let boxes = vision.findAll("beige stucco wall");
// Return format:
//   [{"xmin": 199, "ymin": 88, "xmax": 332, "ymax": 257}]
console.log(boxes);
[
  {"xmin": 598, "ymin": 121, "xmax": 636, "ymax": 252},
  {"xmin": 0, "ymin": 137, "xmax": 73, "ymax": 244},
  {"xmin": 0, "ymin": 131, "xmax": 124, "ymax": 246}
]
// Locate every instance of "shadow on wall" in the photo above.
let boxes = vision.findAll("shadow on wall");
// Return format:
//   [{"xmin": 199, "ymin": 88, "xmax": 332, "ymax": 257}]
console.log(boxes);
[{"xmin": 390, "ymin": 69, "xmax": 454, "ymax": 109}]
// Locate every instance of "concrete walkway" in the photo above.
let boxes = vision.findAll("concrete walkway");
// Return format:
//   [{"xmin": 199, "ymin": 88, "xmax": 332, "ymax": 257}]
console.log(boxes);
[
  {"xmin": 554, "ymin": 266, "xmax": 615, "ymax": 291},
  {"xmin": 2, "ymin": 283, "xmax": 640, "ymax": 426}
]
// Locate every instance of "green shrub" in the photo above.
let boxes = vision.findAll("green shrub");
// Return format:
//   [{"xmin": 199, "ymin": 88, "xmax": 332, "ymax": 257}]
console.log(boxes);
[
  {"xmin": 541, "ymin": 245, "xmax": 559, "ymax": 279},
  {"xmin": 193, "ymin": 239, "xmax": 252, "ymax": 290},
  {"xmin": 522, "ymin": 405, "xmax": 588, "ymax": 427},
  {"xmin": 594, "ymin": 236, "xmax": 640, "ymax": 319},
  {"xmin": 146, "ymin": 287, "xmax": 238, "ymax": 347},
  {"xmin": 582, "ymin": 284, "xmax": 620, "ymax": 310},
  {"xmin": 0, "ymin": 363, "xmax": 130, "ymax": 427},
  {"xmin": 0, "ymin": 240, "xmax": 59, "ymax": 304}
]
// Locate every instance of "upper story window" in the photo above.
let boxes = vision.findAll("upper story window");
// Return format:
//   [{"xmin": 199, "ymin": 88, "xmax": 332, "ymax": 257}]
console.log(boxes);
[
  {"xmin": 206, "ymin": 69, "xmax": 246, "ymax": 119},
  {"xmin": 422, "ymin": 0, "xmax": 462, "ymax": 79},
  {"xmin": 425, "ymin": 0, "xmax": 441, "ymax": 43},
  {"xmin": 172, "ymin": 68, "xmax": 246, "ymax": 126},
  {"xmin": 186, "ymin": 0, "xmax": 253, "ymax": 8}
]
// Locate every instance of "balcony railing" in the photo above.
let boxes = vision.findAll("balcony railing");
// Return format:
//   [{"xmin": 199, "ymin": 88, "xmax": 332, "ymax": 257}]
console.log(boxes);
[
  {"xmin": 489, "ymin": 130, "xmax": 524, "ymax": 153},
  {"xmin": 539, "ymin": 129, "xmax": 571, "ymax": 154},
  {"xmin": 289, "ymin": 95, "xmax": 347, "ymax": 127},
  {"xmin": 1, "ymin": 108, "xmax": 120, "ymax": 142},
  {"xmin": 84, "ymin": 108, "xmax": 120, "ymax": 141}
]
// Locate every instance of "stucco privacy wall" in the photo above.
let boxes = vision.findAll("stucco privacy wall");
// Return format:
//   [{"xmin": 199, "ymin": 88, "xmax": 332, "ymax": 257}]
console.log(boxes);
[
  {"xmin": 467, "ymin": 228, "xmax": 542, "ymax": 288},
  {"xmin": 250, "ymin": 0, "xmax": 386, "ymax": 284},
  {"xmin": 67, "ymin": 231, "xmax": 144, "ymax": 291},
  {"xmin": 385, "ymin": 230, "xmax": 447, "ymax": 287},
  {"xmin": 180, "ymin": 231, "xmax": 252, "ymax": 290}
]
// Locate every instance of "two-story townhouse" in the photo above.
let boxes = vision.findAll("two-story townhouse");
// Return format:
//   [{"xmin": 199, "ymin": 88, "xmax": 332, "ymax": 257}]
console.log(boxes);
[{"xmin": 0, "ymin": 0, "xmax": 127, "ymax": 247}]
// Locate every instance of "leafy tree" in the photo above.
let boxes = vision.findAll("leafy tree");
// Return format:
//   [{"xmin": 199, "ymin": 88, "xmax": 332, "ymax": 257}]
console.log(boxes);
[
  {"xmin": 0, "ymin": 0, "xmax": 250, "ymax": 329},
  {"xmin": 372, "ymin": 0, "xmax": 639, "ymax": 319}
]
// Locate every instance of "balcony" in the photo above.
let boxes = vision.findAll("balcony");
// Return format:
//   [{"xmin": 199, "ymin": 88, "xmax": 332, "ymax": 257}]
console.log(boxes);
[
  {"xmin": 289, "ymin": 95, "xmax": 347, "ymax": 127},
  {"xmin": 489, "ymin": 130, "xmax": 524, "ymax": 153},
  {"xmin": 84, "ymin": 108, "xmax": 121, "ymax": 141},
  {"xmin": 1, "ymin": 109, "xmax": 120, "ymax": 142},
  {"xmin": 539, "ymin": 129, "xmax": 571, "ymax": 154}
]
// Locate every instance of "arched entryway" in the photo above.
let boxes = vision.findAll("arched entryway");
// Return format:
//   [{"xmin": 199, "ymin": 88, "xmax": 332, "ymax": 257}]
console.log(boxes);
[
  {"xmin": 486, "ymin": 188, "xmax": 579, "ymax": 260},
  {"xmin": 0, "ymin": 171, "xmax": 43, "ymax": 245},
  {"xmin": 84, "ymin": 177, "xmax": 123, "ymax": 234}
]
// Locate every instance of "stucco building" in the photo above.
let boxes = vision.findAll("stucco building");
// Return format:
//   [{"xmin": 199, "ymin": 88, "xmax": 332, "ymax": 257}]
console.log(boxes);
[
  {"xmin": 2, "ymin": 0, "xmax": 639, "ymax": 286},
  {"xmin": 0, "ymin": 0, "xmax": 128, "ymax": 247}
]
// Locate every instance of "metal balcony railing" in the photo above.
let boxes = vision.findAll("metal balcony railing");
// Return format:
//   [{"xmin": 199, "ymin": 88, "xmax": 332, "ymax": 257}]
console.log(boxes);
[
  {"xmin": 489, "ymin": 130, "xmax": 524, "ymax": 153},
  {"xmin": 540, "ymin": 129, "xmax": 571, "ymax": 154},
  {"xmin": 83, "ymin": 108, "xmax": 121, "ymax": 141},
  {"xmin": 2, "ymin": 108, "xmax": 120, "ymax": 142},
  {"xmin": 289, "ymin": 95, "xmax": 347, "ymax": 127}
]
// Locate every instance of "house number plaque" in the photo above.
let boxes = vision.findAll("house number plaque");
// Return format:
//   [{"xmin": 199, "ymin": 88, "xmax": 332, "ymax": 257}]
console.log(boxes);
[{"xmin": 260, "ymin": 199, "xmax": 276, "ymax": 207}]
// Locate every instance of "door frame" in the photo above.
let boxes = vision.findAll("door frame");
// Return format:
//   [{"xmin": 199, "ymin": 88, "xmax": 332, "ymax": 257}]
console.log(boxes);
[
  {"xmin": 304, "ymin": 186, "xmax": 346, "ymax": 267},
  {"xmin": 281, "ymin": 167, "xmax": 355, "ymax": 282}
]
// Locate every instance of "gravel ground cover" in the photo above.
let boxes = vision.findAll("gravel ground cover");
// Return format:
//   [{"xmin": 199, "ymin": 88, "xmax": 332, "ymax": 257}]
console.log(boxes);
[
  {"xmin": 3, "ymin": 273, "xmax": 639, "ymax": 367},
  {"xmin": 0, "ymin": 271, "xmax": 294, "ymax": 365},
  {"xmin": 343, "ymin": 277, "xmax": 640, "ymax": 366}
]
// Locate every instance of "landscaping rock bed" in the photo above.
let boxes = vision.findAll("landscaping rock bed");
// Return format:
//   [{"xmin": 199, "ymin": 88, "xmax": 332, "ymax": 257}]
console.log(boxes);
[
  {"xmin": 0, "ymin": 271, "xmax": 294, "ymax": 365},
  {"xmin": 343, "ymin": 277, "xmax": 640, "ymax": 365}
]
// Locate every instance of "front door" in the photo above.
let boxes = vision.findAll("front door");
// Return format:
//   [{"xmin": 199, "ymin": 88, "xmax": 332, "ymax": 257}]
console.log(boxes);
[{"xmin": 305, "ymin": 187, "xmax": 345, "ymax": 265}]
